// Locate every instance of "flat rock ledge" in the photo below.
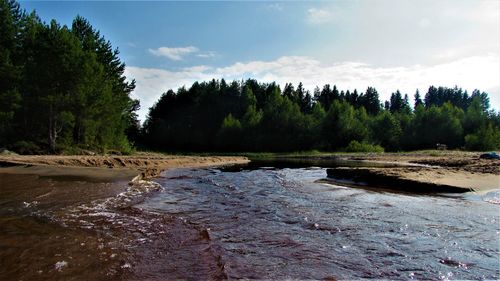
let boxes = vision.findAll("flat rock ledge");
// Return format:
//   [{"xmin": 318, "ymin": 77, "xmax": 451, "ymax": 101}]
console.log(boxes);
[{"xmin": 326, "ymin": 167, "xmax": 471, "ymax": 193}]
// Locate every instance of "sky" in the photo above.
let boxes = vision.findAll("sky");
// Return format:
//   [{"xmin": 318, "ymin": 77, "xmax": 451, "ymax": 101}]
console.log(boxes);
[{"xmin": 20, "ymin": 0, "xmax": 500, "ymax": 122}]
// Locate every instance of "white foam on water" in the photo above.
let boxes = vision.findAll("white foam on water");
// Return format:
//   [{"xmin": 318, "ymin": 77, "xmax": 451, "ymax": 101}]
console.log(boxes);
[
  {"xmin": 49, "ymin": 178, "xmax": 165, "ymax": 241},
  {"xmin": 22, "ymin": 201, "xmax": 39, "ymax": 208},
  {"xmin": 482, "ymin": 189, "xmax": 500, "ymax": 204},
  {"xmin": 54, "ymin": 261, "xmax": 68, "ymax": 271}
]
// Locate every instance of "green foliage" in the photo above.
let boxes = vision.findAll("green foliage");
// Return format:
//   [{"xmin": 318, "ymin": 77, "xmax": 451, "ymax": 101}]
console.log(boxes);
[
  {"xmin": 344, "ymin": 141, "xmax": 384, "ymax": 153},
  {"xmin": 217, "ymin": 114, "xmax": 243, "ymax": 151},
  {"xmin": 0, "ymin": 0, "xmax": 137, "ymax": 154},
  {"xmin": 389, "ymin": 90, "xmax": 411, "ymax": 114},
  {"xmin": 464, "ymin": 124, "xmax": 500, "ymax": 151},
  {"xmin": 411, "ymin": 103, "xmax": 464, "ymax": 149},
  {"xmin": 371, "ymin": 110, "xmax": 402, "ymax": 151},
  {"xmin": 11, "ymin": 141, "xmax": 41, "ymax": 155},
  {"xmin": 141, "ymin": 77, "xmax": 499, "ymax": 152},
  {"xmin": 322, "ymin": 100, "xmax": 369, "ymax": 149},
  {"xmin": 462, "ymin": 96, "xmax": 487, "ymax": 136},
  {"xmin": 360, "ymin": 87, "xmax": 381, "ymax": 115},
  {"xmin": 424, "ymin": 86, "xmax": 472, "ymax": 110}
]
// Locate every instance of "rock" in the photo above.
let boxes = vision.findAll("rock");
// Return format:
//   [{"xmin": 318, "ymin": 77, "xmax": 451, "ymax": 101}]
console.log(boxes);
[{"xmin": 479, "ymin": 152, "xmax": 500, "ymax": 159}]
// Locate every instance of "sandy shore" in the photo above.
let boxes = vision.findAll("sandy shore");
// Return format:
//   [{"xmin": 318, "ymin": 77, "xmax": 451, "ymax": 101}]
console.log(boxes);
[
  {"xmin": 335, "ymin": 151, "xmax": 500, "ymax": 193},
  {"xmin": 0, "ymin": 153, "xmax": 249, "ymax": 180}
]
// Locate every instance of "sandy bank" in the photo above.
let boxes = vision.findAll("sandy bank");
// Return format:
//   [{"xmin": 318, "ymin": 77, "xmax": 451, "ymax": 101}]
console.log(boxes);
[
  {"xmin": 325, "ymin": 151, "xmax": 500, "ymax": 193},
  {"xmin": 342, "ymin": 151, "xmax": 498, "ymax": 174},
  {"xmin": 0, "ymin": 153, "xmax": 249, "ymax": 180},
  {"xmin": 325, "ymin": 167, "xmax": 500, "ymax": 193}
]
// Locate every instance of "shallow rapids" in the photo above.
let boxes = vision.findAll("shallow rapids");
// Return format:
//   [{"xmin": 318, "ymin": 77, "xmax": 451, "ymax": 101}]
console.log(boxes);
[
  {"xmin": 1, "ymin": 163, "xmax": 499, "ymax": 280},
  {"xmin": 140, "ymin": 166, "xmax": 499, "ymax": 280}
]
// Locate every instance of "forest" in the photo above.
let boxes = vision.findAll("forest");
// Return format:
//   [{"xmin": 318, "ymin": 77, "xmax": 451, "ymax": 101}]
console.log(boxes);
[
  {"xmin": 0, "ymin": 0, "xmax": 139, "ymax": 154},
  {"xmin": 141, "ymin": 80, "xmax": 500, "ymax": 152},
  {"xmin": 1, "ymin": 0, "xmax": 499, "ymax": 154}
]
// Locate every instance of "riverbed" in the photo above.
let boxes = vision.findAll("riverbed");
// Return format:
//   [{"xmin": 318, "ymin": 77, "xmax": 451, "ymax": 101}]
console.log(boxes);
[{"xmin": 0, "ymin": 161, "xmax": 499, "ymax": 280}]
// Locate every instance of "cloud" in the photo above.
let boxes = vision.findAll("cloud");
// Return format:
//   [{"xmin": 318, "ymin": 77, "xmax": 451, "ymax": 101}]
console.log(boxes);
[
  {"xmin": 196, "ymin": 51, "xmax": 217, "ymax": 58},
  {"xmin": 149, "ymin": 46, "xmax": 217, "ymax": 61},
  {"xmin": 307, "ymin": 8, "xmax": 331, "ymax": 24},
  {"xmin": 126, "ymin": 54, "xmax": 500, "ymax": 122},
  {"xmin": 148, "ymin": 46, "xmax": 199, "ymax": 61}
]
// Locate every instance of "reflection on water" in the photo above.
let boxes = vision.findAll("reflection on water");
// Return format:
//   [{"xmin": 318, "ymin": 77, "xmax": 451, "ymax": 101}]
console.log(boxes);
[{"xmin": 1, "ymin": 163, "xmax": 499, "ymax": 280}]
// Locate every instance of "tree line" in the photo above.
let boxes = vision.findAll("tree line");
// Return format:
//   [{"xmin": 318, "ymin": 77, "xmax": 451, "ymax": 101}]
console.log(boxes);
[
  {"xmin": 141, "ymin": 79, "xmax": 500, "ymax": 152},
  {"xmin": 0, "ymin": 0, "xmax": 139, "ymax": 154},
  {"xmin": 1, "ymin": 0, "xmax": 499, "ymax": 154}
]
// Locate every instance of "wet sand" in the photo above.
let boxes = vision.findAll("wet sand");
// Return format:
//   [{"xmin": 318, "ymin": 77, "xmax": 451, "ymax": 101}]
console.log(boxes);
[{"xmin": 0, "ymin": 153, "xmax": 249, "ymax": 180}]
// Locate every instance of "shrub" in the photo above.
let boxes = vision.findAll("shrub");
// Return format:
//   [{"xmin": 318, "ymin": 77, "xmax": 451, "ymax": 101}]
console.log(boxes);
[
  {"xmin": 344, "ymin": 140, "xmax": 384, "ymax": 153},
  {"xmin": 10, "ymin": 141, "xmax": 42, "ymax": 155},
  {"xmin": 464, "ymin": 124, "xmax": 500, "ymax": 151}
]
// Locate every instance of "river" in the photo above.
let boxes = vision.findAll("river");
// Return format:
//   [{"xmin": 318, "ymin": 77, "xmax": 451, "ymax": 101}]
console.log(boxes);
[{"xmin": 0, "ymin": 161, "xmax": 499, "ymax": 280}]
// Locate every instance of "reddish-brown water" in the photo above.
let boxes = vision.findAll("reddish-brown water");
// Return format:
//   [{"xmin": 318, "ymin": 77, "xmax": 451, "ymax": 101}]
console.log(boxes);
[{"xmin": 1, "ymin": 163, "xmax": 499, "ymax": 280}]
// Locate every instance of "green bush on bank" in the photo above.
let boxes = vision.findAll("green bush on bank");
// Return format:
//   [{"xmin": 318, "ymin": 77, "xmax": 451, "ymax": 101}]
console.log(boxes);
[
  {"xmin": 344, "ymin": 141, "xmax": 384, "ymax": 153},
  {"xmin": 465, "ymin": 124, "xmax": 500, "ymax": 151}
]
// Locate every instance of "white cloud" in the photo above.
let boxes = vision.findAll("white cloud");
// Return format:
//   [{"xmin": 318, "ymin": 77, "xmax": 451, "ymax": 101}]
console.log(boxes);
[
  {"xmin": 196, "ymin": 51, "xmax": 217, "ymax": 58},
  {"xmin": 149, "ymin": 46, "xmax": 217, "ymax": 61},
  {"xmin": 126, "ymin": 54, "xmax": 500, "ymax": 122},
  {"xmin": 307, "ymin": 8, "xmax": 331, "ymax": 24},
  {"xmin": 148, "ymin": 46, "xmax": 199, "ymax": 61}
]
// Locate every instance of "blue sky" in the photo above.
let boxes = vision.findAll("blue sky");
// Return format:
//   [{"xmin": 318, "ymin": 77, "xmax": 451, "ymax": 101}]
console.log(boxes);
[{"xmin": 20, "ymin": 0, "xmax": 500, "ymax": 121}]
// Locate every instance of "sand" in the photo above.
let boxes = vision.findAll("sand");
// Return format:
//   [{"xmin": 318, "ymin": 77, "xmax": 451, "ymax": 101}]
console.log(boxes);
[
  {"xmin": 338, "ymin": 151, "xmax": 500, "ymax": 193},
  {"xmin": 0, "ymin": 153, "xmax": 249, "ymax": 180}
]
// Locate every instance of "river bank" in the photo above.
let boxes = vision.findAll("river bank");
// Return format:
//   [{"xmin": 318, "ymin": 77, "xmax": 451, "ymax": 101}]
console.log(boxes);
[
  {"xmin": 1, "ymin": 151, "xmax": 498, "ymax": 192},
  {"xmin": 339, "ymin": 151, "xmax": 499, "ymax": 193},
  {"xmin": 263, "ymin": 151, "xmax": 499, "ymax": 193},
  {"xmin": 0, "ymin": 153, "xmax": 250, "ymax": 180}
]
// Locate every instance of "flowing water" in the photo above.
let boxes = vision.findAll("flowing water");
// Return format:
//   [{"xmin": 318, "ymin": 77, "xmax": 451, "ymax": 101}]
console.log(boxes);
[{"xmin": 0, "ymin": 162, "xmax": 499, "ymax": 280}]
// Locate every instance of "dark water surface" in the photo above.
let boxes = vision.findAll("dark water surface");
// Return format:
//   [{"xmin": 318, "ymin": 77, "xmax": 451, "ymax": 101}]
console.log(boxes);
[{"xmin": 1, "ymin": 162, "xmax": 499, "ymax": 280}]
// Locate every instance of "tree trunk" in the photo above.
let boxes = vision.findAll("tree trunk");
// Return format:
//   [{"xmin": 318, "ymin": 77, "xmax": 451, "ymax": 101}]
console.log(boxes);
[{"xmin": 48, "ymin": 105, "xmax": 57, "ymax": 152}]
